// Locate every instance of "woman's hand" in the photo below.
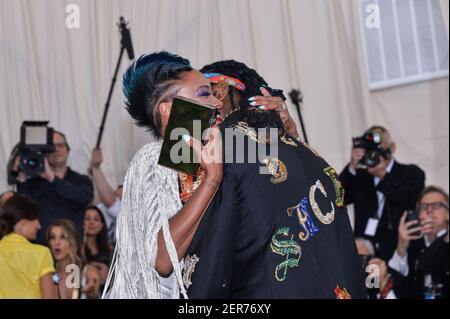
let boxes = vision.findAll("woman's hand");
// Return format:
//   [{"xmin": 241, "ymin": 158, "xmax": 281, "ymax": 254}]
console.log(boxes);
[
  {"xmin": 248, "ymin": 87, "xmax": 299, "ymax": 138},
  {"xmin": 157, "ymin": 127, "xmax": 224, "ymax": 277},
  {"xmin": 184, "ymin": 126, "xmax": 223, "ymax": 184}
]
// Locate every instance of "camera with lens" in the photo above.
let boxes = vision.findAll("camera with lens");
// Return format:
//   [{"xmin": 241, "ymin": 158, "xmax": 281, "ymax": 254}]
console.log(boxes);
[
  {"xmin": 17, "ymin": 121, "xmax": 55, "ymax": 178},
  {"xmin": 352, "ymin": 131, "xmax": 391, "ymax": 168}
]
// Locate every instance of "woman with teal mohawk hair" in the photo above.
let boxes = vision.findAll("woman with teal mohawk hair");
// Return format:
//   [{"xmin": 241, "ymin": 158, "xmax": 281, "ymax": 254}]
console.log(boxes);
[{"xmin": 103, "ymin": 51, "xmax": 223, "ymax": 299}]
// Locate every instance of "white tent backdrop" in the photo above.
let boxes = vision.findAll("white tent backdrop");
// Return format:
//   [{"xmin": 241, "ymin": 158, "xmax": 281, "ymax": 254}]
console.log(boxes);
[{"xmin": 0, "ymin": 0, "xmax": 448, "ymax": 196}]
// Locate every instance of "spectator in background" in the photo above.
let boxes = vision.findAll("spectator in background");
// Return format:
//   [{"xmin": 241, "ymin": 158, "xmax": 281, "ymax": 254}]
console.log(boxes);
[
  {"xmin": 81, "ymin": 264, "xmax": 102, "ymax": 299},
  {"xmin": 0, "ymin": 191, "xmax": 14, "ymax": 209},
  {"xmin": 0, "ymin": 195, "xmax": 57, "ymax": 298},
  {"xmin": 340, "ymin": 126, "xmax": 425, "ymax": 260},
  {"xmin": 89, "ymin": 147, "xmax": 122, "ymax": 244},
  {"xmin": 16, "ymin": 131, "xmax": 94, "ymax": 244},
  {"xmin": 46, "ymin": 219, "xmax": 84, "ymax": 299},
  {"xmin": 83, "ymin": 205, "xmax": 112, "ymax": 286},
  {"xmin": 388, "ymin": 186, "xmax": 449, "ymax": 299},
  {"xmin": 80, "ymin": 264, "xmax": 102, "ymax": 299}
]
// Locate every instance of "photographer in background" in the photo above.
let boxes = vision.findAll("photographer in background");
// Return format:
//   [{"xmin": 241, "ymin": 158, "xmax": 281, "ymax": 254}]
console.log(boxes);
[
  {"xmin": 16, "ymin": 131, "xmax": 93, "ymax": 244},
  {"xmin": 340, "ymin": 126, "xmax": 425, "ymax": 261}
]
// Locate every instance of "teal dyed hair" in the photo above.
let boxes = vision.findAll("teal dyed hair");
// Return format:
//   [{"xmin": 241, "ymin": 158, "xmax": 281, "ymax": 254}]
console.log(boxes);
[{"xmin": 123, "ymin": 51, "xmax": 192, "ymax": 137}]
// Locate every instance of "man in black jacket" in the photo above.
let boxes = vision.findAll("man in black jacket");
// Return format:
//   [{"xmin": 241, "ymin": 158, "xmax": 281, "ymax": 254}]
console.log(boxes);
[
  {"xmin": 339, "ymin": 126, "xmax": 425, "ymax": 261},
  {"xmin": 183, "ymin": 61, "xmax": 366, "ymax": 299},
  {"xmin": 16, "ymin": 131, "xmax": 93, "ymax": 243},
  {"xmin": 388, "ymin": 186, "xmax": 449, "ymax": 299}
]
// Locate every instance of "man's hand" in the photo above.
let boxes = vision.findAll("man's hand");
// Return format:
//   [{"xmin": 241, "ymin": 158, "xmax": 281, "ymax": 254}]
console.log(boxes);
[
  {"xmin": 13, "ymin": 155, "xmax": 21, "ymax": 172},
  {"xmin": 13, "ymin": 155, "xmax": 28, "ymax": 183},
  {"xmin": 90, "ymin": 147, "xmax": 103, "ymax": 169},
  {"xmin": 397, "ymin": 211, "xmax": 422, "ymax": 257},
  {"xmin": 17, "ymin": 171, "xmax": 28, "ymax": 183},
  {"xmin": 39, "ymin": 157, "xmax": 55, "ymax": 182},
  {"xmin": 350, "ymin": 147, "xmax": 365, "ymax": 171},
  {"xmin": 367, "ymin": 155, "xmax": 389, "ymax": 179}
]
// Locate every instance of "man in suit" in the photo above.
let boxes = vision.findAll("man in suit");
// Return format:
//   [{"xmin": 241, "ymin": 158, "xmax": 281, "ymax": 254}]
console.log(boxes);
[
  {"xmin": 387, "ymin": 186, "xmax": 449, "ymax": 299},
  {"xmin": 339, "ymin": 126, "xmax": 425, "ymax": 261}
]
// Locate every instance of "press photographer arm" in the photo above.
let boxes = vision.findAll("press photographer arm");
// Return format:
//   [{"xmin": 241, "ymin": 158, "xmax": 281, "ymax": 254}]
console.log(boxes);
[
  {"xmin": 375, "ymin": 165, "xmax": 425, "ymax": 209},
  {"xmin": 349, "ymin": 146, "xmax": 365, "ymax": 173},
  {"xmin": 15, "ymin": 150, "xmax": 92, "ymax": 207},
  {"xmin": 338, "ymin": 146, "xmax": 365, "ymax": 205},
  {"xmin": 36, "ymin": 156, "xmax": 93, "ymax": 206},
  {"xmin": 38, "ymin": 157, "xmax": 55, "ymax": 182},
  {"xmin": 51, "ymin": 176, "xmax": 93, "ymax": 207},
  {"xmin": 12, "ymin": 154, "xmax": 34, "ymax": 197},
  {"xmin": 12, "ymin": 155, "xmax": 28, "ymax": 183}
]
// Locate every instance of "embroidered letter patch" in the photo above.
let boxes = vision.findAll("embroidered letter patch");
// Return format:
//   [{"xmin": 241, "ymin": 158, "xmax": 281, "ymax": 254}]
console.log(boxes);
[
  {"xmin": 287, "ymin": 197, "xmax": 319, "ymax": 241},
  {"xmin": 309, "ymin": 180, "xmax": 335, "ymax": 225},
  {"xmin": 323, "ymin": 166, "xmax": 345, "ymax": 208},
  {"xmin": 270, "ymin": 227, "xmax": 302, "ymax": 281},
  {"xmin": 262, "ymin": 157, "xmax": 288, "ymax": 184}
]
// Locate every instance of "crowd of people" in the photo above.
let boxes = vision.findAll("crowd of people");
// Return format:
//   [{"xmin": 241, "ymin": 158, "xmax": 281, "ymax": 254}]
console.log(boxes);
[
  {"xmin": 339, "ymin": 126, "xmax": 448, "ymax": 299},
  {"xmin": 0, "ymin": 134, "xmax": 119, "ymax": 299},
  {"xmin": 0, "ymin": 51, "xmax": 448, "ymax": 300}
]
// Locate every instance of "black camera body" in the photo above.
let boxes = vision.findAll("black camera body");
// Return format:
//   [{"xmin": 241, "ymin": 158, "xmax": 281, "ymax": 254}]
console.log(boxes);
[
  {"xmin": 352, "ymin": 131, "xmax": 391, "ymax": 168},
  {"xmin": 18, "ymin": 121, "xmax": 55, "ymax": 177}
]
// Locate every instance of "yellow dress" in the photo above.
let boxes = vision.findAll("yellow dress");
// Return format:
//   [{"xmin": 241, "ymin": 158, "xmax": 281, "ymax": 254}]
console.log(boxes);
[{"xmin": 0, "ymin": 233, "xmax": 55, "ymax": 298}]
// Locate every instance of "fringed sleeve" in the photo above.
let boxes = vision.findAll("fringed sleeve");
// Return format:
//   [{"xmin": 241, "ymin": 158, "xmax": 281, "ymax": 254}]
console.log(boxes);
[{"xmin": 102, "ymin": 142, "xmax": 188, "ymax": 299}]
